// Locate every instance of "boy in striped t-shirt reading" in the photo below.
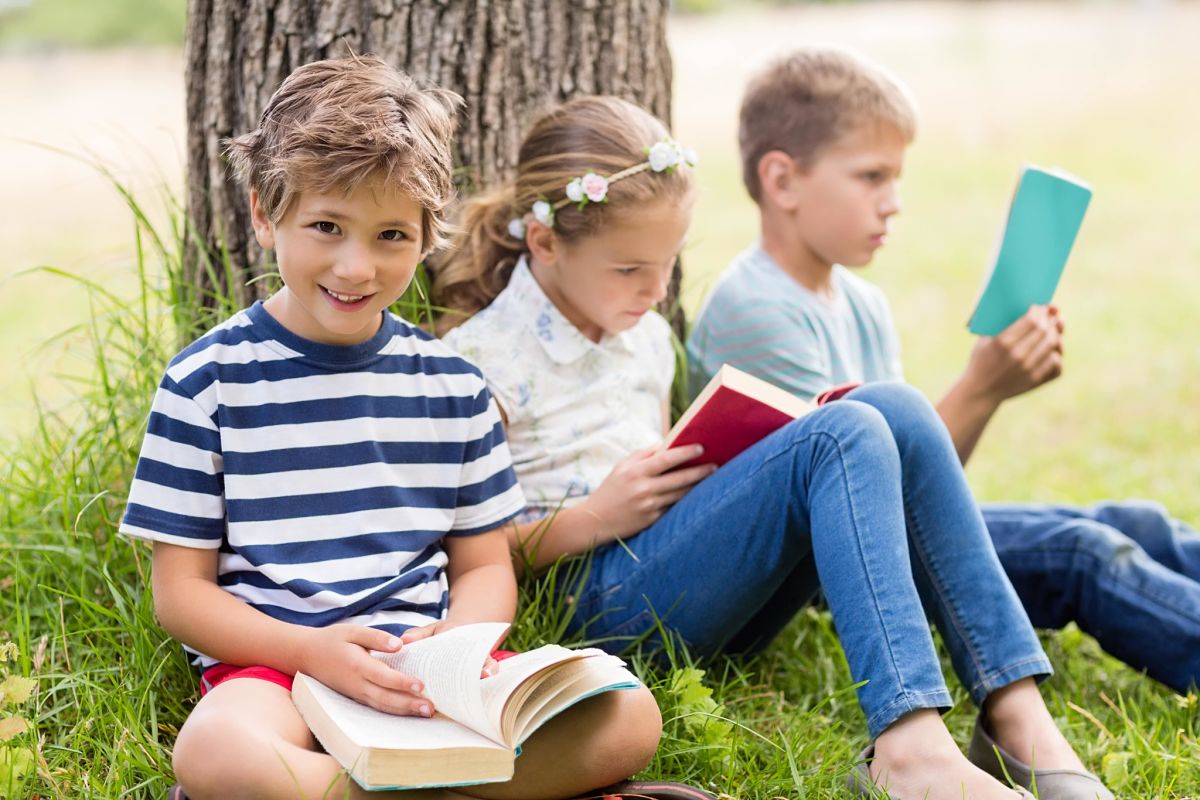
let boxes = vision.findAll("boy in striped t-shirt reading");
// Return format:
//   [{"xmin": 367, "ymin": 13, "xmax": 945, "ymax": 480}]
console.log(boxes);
[{"xmin": 121, "ymin": 56, "xmax": 667, "ymax": 800}]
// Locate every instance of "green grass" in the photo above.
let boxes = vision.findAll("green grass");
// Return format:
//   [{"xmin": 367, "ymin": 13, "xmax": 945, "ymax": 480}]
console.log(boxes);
[
  {"xmin": 0, "ymin": 0, "xmax": 185, "ymax": 51},
  {"xmin": 1, "ymin": 168, "xmax": 1198, "ymax": 800},
  {"xmin": 4, "ymin": 5, "xmax": 1200, "ymax": 795}
]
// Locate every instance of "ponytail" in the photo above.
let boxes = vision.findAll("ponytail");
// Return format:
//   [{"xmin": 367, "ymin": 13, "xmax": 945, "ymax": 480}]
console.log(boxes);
[{"xmin": 433, "ymin": 184, "xmax": 525, "ymax": 334}]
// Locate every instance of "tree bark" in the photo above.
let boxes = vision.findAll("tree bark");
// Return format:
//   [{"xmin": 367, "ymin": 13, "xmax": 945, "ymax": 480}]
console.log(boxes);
[{"xmin": 183, "ymin": 0, "xmax": 679, "ymax": 328}]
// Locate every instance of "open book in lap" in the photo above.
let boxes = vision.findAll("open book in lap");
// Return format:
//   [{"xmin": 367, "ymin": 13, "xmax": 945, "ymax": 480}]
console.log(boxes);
[{"xmin": 291, "ymin": 622, "xmax": 640, "ymax": 791}]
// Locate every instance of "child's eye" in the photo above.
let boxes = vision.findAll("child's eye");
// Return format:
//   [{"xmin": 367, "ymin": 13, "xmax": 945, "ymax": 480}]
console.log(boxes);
[
  {"xmin": 862, "ymin": 171, "xmax": 884, "ymax": 183},
  {"xmin": 616, "ymin": 267, "xmax": 640, "ymax": 276},
  {"xmin": 379, "ymin": 229, "xmax": 407, "ymax": 241},
  {"xmin": 314, "ymin": 221, "xmax": 340, "ymax": 235}
]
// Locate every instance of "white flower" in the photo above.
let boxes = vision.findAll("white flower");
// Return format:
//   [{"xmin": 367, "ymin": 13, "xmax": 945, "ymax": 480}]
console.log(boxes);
[
  {"xmin": 565, "ymin": 178, "xmax": 585, "ymax": 203},
  {"xmin": 531, "ymin": 200, "xmax": 554, "ymax": 227},
  {"xmin": 683, "ymin": 147, "xmax": 700, "ymax": 167},
  {"xmin": 648, "ymin": 140, "xmax": 681, "ymax": 172},
  {"xmin": 507, "ymin": 217, "xmax": 526, "ymax": 239},
  {"xmin": 580, "ymin": 172, "xmax": 609, "ymax": 203}
]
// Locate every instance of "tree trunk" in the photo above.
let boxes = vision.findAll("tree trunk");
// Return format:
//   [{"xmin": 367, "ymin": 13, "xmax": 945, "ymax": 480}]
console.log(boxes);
[{"xmin": 183, "ymin": 0, "xmax": 680, "ymax": 330}]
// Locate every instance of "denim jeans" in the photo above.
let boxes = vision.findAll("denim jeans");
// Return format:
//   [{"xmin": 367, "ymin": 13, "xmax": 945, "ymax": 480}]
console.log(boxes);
[
  {"xmin": 982, "ymin": 501, "xmax": 1200, "ymax": 693},
  {"xmin": 566, "ymin": 382, "xmax": 1051, "ymax": 738}
]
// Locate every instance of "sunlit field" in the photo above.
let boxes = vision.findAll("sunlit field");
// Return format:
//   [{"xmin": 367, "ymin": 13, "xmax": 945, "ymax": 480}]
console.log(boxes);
[{"xmin": 2, "ymin": 3, "xmax": 1198, "ymax": 797}]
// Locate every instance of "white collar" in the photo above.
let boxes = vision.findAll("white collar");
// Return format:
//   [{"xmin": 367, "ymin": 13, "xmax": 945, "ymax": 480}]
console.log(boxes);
[{"xmin": 507, "ymin": 257, "xmax": 638, "ymax": 365}]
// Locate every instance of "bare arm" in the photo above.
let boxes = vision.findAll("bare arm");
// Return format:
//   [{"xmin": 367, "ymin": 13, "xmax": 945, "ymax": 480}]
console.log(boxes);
[
  {"xmin": 506, "ymin": 444, "xmax": 715, "ymax": 576},
  {"xmin": 152, "ymin": 541, "xmax": 433, "ymax": 715},
  {"xmin": 440, "ymin": 527, "xmax": 518, "ymax": 627},
  {"xmin": 936, "ymin": 305, "xmax": 1064, "ymax": 465},
  {"xmin": 397, "ymin": 528, "xmax": 518, "ymax": 677}
]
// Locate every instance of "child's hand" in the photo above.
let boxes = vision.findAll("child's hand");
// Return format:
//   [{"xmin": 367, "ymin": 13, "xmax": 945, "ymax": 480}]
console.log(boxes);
[
  {"xmin": 299, "ymin": 624, "xmax": 434, "ymax": 717},
  {"xmin": 581, "ymin": 444, "xmax": 718, "ymax": 541},
  {"xmin": 964, "ymin": 305, "xmax": 1064, "ymax": 403},
  {"xmin": 401, "ymin": 622, "xmax": 500, "ymax": 678}
]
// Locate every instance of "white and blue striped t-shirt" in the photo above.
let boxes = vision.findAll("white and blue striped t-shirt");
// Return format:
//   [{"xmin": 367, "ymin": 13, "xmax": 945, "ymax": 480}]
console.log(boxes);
[{"xmin": 120, "ymin": 301, "xmax": 525, "ymax": 667}]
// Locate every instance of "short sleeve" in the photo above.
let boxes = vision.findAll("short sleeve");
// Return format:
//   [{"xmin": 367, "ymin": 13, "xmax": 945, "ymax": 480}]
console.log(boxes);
[
  {"xmin": 119, "ymin": 373, "xmax": 226, "ymax": 548},
  {"xmin": 450, "ymin": 386, "xmax": 526, "ymax": 535},
  {"xmin": 688, "ymin": 301, "xmax": 834, "ymax": 402}
]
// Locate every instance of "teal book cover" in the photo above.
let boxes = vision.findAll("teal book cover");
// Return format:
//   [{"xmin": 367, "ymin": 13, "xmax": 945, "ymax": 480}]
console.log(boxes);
[{"xmin": 968, "ymin": 166, "xmax": 1092, "ymax": 336}]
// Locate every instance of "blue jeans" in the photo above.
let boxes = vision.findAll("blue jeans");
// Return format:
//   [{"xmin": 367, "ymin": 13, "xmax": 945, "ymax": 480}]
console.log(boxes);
[
  {"xmin": 566, "ymin": 383, "xmax": 1051, "ymax": 738},
  {"xmin": 982, "ymin": 501, "xmax": 1200, "ymax": 693}
]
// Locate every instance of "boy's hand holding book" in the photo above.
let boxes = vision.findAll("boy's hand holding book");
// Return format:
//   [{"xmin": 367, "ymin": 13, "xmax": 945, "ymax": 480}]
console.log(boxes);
[
  {"xmin": 401, "ymin": 620, "xmax": 500, "ymax": 678},
  {"xmin": 297, "ymin": 623, "xmax": 434, "ymax": 718},
  {"xmin": 291, "ymin": 622, "xmax": 642, "ymax": 791},
  {"xmin": 961, "ymin": 305, "xmax": 1064, "ymax": 404}
]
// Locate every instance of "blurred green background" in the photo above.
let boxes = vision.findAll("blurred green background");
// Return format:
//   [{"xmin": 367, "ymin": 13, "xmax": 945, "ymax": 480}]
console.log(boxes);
[{"xmin": 2, "ymin": 0, "xmax": 1198, "ymax": 520}]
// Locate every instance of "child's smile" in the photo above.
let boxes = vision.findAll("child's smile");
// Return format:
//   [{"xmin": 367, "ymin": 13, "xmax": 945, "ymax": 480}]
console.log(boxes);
[{"xmin": 251, "ymin": 180, "xmax": 425, "ymax": 346}]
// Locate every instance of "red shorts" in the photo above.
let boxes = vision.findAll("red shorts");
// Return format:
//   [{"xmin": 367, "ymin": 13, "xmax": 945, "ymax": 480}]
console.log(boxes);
[{"xmin": 199, "ymin": 650, "xmax": 518, "ymax": 696}]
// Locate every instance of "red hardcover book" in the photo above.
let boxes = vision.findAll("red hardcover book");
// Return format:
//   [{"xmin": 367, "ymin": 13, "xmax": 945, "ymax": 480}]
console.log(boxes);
[{"xmin": 661, "ymin": 364, "xmax": 816, "ymax": 468}]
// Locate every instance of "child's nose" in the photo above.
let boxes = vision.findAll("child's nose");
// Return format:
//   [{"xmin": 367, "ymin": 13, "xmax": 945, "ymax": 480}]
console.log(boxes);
[
  {"xmin": 648, "ymin": 265, "xmax": 672, "ymax": 303},
  {"xmin": 880, "ymin": 183, "xmax": 902, "ymax": 217},
  {"xmin": 333, "ymin": 242, "xmax": 376, "ymax": 283}
]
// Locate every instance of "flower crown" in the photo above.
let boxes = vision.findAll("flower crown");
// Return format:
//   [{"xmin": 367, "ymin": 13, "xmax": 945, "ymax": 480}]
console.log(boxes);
[{"xmin": 507, "ymin": 137, "xmax": 699, "ymax": 239}]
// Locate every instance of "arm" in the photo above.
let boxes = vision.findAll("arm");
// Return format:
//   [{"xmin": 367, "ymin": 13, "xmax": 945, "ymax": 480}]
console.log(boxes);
[
  {"xmin": 507, "ymin": 444, "xmax": 715, "ymax": 576},
  {"xmin": 440, "ymin": 528, "xmax": 519, "ymax": 627},
  {"xmin": 936, "ymin": 305, "xmax": 1064, "ymax": 464},
  {"xmin": 398, "ymin": 528, "xmax": 519, "ymax": 675},
  {"xmin": 152, "ymin": 542, "xmax": 432, "ymax": 715}
]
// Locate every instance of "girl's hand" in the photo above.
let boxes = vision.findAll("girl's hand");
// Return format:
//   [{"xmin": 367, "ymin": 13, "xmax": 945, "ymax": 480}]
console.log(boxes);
[
  {"xmin": 298, "ymin": 624, "xmax": 434, "ymax": 717},
  {"xmin": 964, "ymin": 305, "xmax": 1064, "ymax": 403},
  {"xmin": 401, "ymin": 621, "xmax": 500, "ymax": 678},
  {"xmin": 581, "ymin": 444, "xmax": 718, "ymax": 541}
]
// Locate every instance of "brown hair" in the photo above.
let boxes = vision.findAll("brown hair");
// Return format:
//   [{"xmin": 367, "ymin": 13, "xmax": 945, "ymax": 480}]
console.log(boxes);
[
  {"xmin": 225, "ymin": 54, "xmax": 462, "ymax": 256},
  {"xmin": 739, "ymin": 47, "xmax": 916, "ymax": 203},
  {"xmin": 433, "ymin": 96, "xmax": 694, "ymax": 332}
]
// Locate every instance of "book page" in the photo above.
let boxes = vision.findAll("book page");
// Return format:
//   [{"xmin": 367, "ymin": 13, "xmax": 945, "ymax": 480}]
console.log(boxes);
[
  {"xmin": 510, "ymin": 656, "xmax": 638, "ymax": 745},
  {"xmin": 296, "ymin": 673, "xmax": 505, "ymax": 752},
  {"xmin": 373, "ymin": 622, "xmax": 508, "ymax": 740},
  {"xmin": 479, "ymin": 644, "xmax": 597, "ymax": 740}
]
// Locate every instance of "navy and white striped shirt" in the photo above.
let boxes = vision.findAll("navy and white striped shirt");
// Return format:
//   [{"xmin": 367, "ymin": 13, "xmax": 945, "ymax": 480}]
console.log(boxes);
[{"xmin": 120, "ymin": 302, "xmax": 525, "ymax": 667}]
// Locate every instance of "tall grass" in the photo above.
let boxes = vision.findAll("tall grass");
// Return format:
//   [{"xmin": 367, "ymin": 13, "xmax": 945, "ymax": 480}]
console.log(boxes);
[{"xmin": 1, "ymin": 170, "xmax": 1197, "ymax": 799}]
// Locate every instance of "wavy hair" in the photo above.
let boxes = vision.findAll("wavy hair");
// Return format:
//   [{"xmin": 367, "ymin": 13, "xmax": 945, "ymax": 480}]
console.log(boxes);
[{"xmin": 433, "ymin": 96, "xmax": 694, "ymax": 332}]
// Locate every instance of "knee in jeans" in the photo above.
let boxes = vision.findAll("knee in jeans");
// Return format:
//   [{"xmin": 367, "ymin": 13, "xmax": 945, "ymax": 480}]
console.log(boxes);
[
  {"xmin": 1091, "ymin": 499, "xmax": 1173, "ymax": 536},
  {"xmin": 847, "ymin": 382, "xmax": 945, "ymax": 442},
  {"xmin": 811, "ymin": 397, "xmax": 889, "ymax": 432},
  {"xmin": 1063, "ymin": 520, "xmax": 1140, "ymax": 569}
]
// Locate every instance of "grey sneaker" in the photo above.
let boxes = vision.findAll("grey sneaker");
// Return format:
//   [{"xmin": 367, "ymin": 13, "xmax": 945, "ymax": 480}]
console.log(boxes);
[{"xmin": 967, "ymin": 714, "xmax": 1115, "ymax": 800}]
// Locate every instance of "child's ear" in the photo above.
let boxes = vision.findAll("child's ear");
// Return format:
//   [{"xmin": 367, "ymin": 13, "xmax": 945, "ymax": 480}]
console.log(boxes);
[
  {"xmin": 249, "ymin": 190, "xmax": 276, "ymax": 250},
  {"xmin": 757, "ymin": 151, "xmax": 802, "ymax": 212},
  {"xmin": 525, "ymin": 220, "xmax": 558, "ymax": 266}
]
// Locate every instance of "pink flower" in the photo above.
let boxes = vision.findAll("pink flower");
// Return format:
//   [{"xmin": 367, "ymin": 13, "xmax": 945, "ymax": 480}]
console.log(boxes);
[{"xmin": 580, "ymin": 172, "xmax": 609, "ymax": 203}]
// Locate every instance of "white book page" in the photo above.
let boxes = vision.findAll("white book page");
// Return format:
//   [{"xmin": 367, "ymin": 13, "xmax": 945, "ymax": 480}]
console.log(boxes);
[
  {"xmin": 512, "ymin": 657, "xmax": 637, "ymax": 745},
  {"xmin": 479, "ymin": 644, "xmax": 590, "ymax": 739},
  {"xmin": 373, "ymin": 622, "xmax": 508, "ymax": 741},
  {"xmin": 299, "ymin": 675, "xmax": 504, "ymax": 752}
]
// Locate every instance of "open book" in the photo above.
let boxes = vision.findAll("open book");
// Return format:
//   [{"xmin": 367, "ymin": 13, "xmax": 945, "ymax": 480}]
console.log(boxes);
[
  {"xmin": 968, "ymin": 164, "xmax": 1093, "ymax": 336},
  {"xmin": 660, "ymin": 364, "xmax": 815, "ymax": 468},
  {"xmin": 291, "ymin": 622, "xmax": 639, "ymax": 791}
]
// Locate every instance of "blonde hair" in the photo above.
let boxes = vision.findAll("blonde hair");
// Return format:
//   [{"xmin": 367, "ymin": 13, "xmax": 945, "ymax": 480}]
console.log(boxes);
[
  {"xmin": 739, "ymin": 47, "xmax": 916, "ymax": 203},
  {"xmin": 225, "ymin": 54, "xmax": 463, "ymax": 256},
  {"xmin": 434, "ymin": 96, "xmax": 694, "ymax": 332}
]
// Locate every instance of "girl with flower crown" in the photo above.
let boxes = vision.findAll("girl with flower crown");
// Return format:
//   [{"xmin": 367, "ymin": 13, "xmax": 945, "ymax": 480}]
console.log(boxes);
[{"xmin": 437, "ymin": 96, "xmax": 1104, "ymax": 800}]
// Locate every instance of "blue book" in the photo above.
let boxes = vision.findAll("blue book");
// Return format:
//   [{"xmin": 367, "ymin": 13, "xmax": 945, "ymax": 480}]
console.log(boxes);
[{"xmin": 968, "ymin": 165, "xmax": 1092, "ymax": 336}]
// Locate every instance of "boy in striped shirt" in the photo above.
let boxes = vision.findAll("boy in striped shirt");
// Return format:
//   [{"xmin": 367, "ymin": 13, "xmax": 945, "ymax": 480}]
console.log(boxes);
[{"xmin": 122, "ymin": 56, "xmax": 665, "ymax": 800}]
